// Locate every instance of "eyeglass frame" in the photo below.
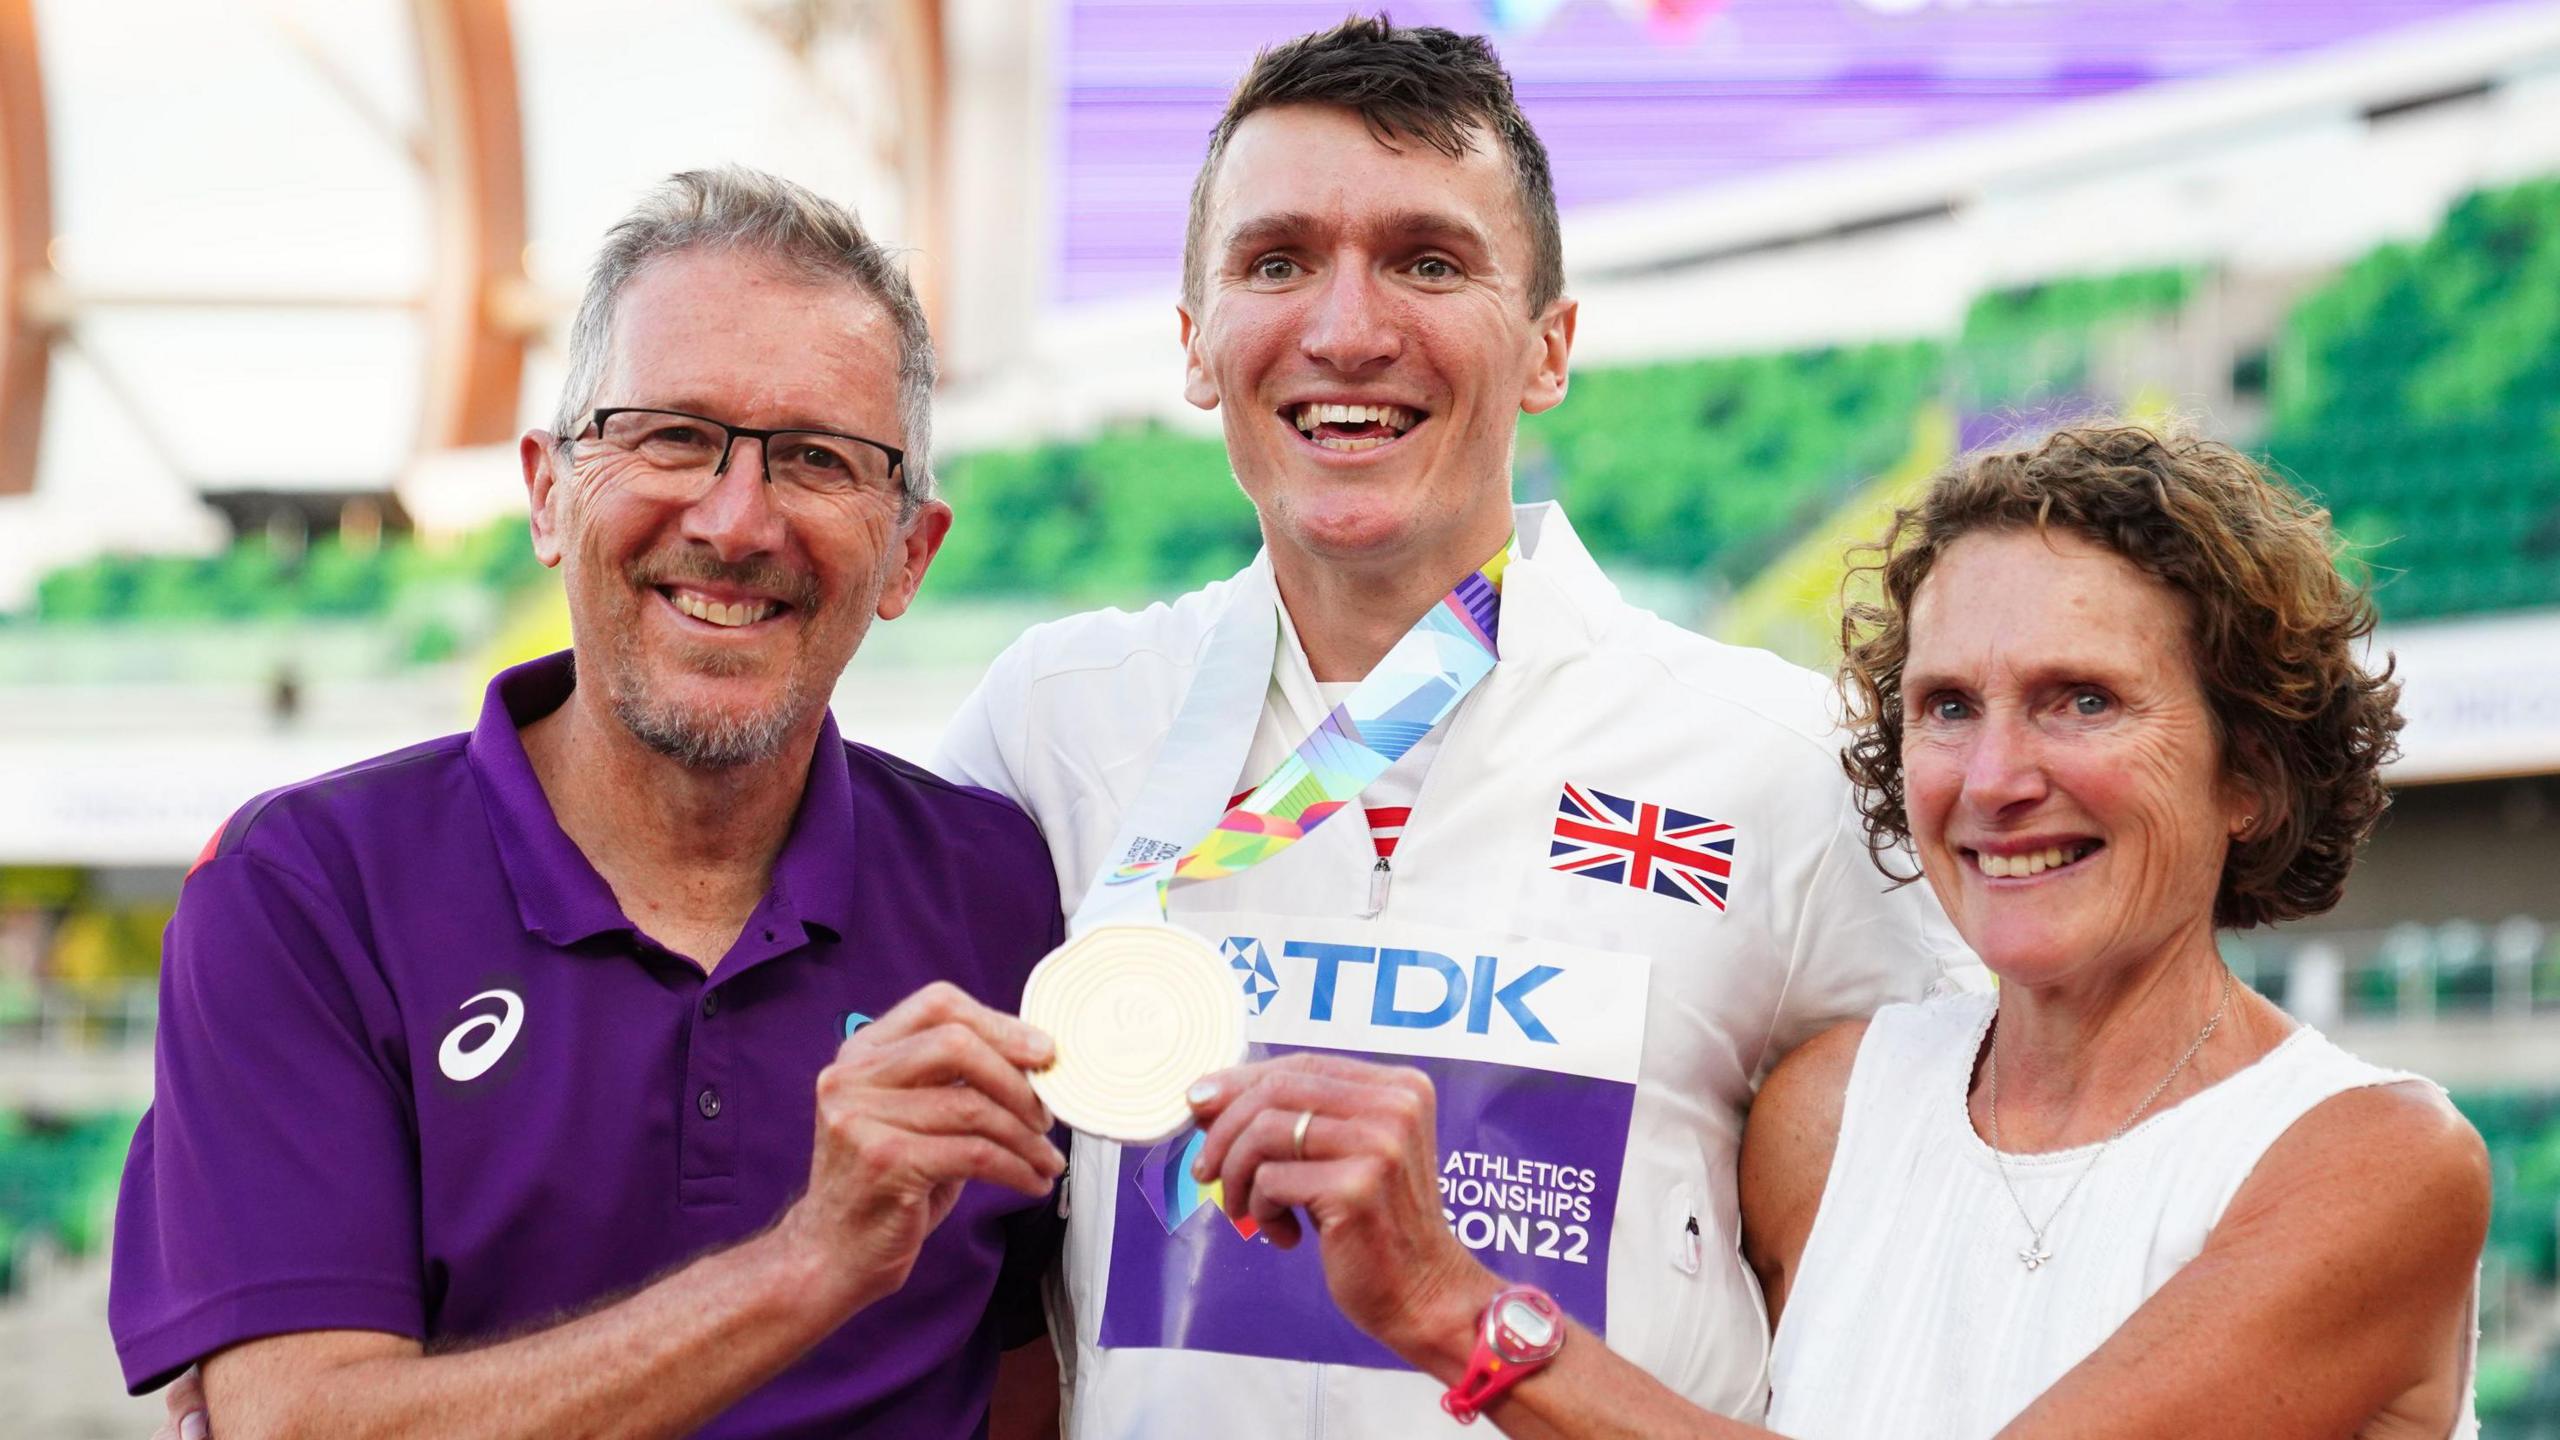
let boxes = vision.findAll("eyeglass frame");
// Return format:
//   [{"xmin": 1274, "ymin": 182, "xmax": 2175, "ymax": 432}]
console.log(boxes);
[{"xmin": 563, "ymin": 406, "xmax": 910, "ymax": 501}]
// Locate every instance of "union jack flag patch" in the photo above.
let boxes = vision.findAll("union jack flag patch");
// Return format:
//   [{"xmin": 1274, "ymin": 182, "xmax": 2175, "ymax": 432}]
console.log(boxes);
[{"xmin": 1550, "ymin": 783, "xmax": 1738, "ymax": 910}]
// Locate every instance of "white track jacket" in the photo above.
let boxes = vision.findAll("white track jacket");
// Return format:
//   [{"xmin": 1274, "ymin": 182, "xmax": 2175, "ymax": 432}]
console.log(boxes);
[{"xmin": 935, "ymin": 502, "xmax": 1978, "ymax": 1439}]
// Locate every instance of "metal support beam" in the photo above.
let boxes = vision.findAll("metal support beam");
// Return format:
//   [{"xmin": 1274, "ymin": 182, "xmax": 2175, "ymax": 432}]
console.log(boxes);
[
  {"xmin": 413, "ymin": 0, "xmax": 532, "ymax": 451},
  {"xmin": 261, "ymin": 0, "xmax": 432, "ymax": 171},
  {"xmin": 0, "ymin": 0, "xmax": 54, "ymax": 496},
  {"xmin": 737, "ymin": 1, "xmax": 955, "ymax": 350},
  {"xmin": 890, "ymin": 0, "xmax": 949, "ymax": 342}
]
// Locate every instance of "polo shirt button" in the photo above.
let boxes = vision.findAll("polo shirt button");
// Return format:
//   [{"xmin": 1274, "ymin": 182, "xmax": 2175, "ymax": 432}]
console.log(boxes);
[
  {"xmin": 701, "ymin": 992, "xmax": 720, "ymax": 1019},
  {"xmin": 697, "ymin": 1087, "xmax": 723, "ymax": 1120}
]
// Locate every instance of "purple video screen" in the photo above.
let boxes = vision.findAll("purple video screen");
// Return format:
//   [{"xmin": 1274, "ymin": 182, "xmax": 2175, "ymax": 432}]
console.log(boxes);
[{"xmin": 1059, "ymin": 0, "xmax": 2505, "ymax": 304}]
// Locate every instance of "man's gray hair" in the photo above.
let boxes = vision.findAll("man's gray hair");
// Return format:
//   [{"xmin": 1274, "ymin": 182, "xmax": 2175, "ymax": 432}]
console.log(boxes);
[{"xmin": 552, "ymin": 166, "xmax": 938, "ymax": 500}]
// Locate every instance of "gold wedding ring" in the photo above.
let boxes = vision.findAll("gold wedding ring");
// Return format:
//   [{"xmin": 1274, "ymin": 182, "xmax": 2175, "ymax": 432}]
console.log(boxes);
[{"xmin": 1292, "ymin": 1108, "xmax": 1314, "ymax": 1160}]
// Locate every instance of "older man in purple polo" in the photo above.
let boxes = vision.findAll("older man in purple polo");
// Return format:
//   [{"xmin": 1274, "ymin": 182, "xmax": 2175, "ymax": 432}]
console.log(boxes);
[{"xmin": 110, "ymin": 168, "xmax": 1067, "ymax": 1440}]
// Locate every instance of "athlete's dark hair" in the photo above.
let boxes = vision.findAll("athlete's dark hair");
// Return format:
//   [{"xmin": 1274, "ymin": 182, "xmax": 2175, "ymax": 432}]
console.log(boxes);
[
  {"xmin": 1837, "ymin": 421, "xmax": 2404, "ymax": 930},
  {"xmin": 1181, "ymin": 14, "xmax": 1564, "ymax": 316}
]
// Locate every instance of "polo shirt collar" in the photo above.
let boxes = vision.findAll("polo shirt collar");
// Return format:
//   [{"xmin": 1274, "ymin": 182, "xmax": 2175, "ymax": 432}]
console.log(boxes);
[
  {"xmin": 765, "ymin": 713, "xmax": 860, "ymax": 942},
  {"xmin": 466, "ymin": 650, "xmax": 861, "ymax": 949}
]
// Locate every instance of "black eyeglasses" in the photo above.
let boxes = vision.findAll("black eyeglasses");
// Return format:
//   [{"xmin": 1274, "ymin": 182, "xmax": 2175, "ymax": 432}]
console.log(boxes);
[{"xmin": 570, "ymin": 407, "xmax": 907, "ymax": 506}]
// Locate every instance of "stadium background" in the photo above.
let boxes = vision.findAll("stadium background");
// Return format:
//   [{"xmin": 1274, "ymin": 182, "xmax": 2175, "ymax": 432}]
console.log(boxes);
[{"xmin": 3, "ymin": 0, "xmax": 2557, "ymax": 1431}]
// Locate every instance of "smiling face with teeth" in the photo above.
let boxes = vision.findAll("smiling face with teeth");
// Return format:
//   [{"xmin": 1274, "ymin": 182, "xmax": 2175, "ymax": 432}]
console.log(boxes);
[
  {"xmin": 523, "ymin": 249, "xmax": 950, "ymax": 769},
  {"xmin": 1181, "ymin": 103, "xmax": 1574, "ymax": 588},
  {"xmin": 1900, "ymin": 528, "xmax": 2255, "ymax": 991}
]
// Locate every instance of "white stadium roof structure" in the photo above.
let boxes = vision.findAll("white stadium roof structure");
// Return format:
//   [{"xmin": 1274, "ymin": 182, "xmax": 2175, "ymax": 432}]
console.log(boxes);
[{"xmin": 2, "ymin": 0, "xmax": 2559, "ymax": 875}]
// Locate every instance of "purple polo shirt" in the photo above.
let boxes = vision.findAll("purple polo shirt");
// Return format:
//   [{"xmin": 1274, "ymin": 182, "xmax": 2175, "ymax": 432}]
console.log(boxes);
[{"xmin": 111, "ymin": 651, "xmax": 1065, "ymax": 1439}]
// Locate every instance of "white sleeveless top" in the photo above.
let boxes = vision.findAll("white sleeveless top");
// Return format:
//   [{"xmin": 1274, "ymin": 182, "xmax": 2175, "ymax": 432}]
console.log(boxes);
[{"xmin": 1765, "ymin": 991, "xmax": 2478, "ymax": 1439}]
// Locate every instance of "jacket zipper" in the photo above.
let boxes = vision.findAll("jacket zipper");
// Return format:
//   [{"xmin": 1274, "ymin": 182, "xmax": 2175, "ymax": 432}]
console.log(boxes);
[{"xmin": 1363, "ymin": 855, "xmax": 1391, "ymax": 918}]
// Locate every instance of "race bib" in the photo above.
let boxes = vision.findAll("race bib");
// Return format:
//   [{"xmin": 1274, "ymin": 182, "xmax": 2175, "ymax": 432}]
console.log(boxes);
[{"xmin": 1097, "ymin": 912, "xmax": 1651, "ymax": 1368}]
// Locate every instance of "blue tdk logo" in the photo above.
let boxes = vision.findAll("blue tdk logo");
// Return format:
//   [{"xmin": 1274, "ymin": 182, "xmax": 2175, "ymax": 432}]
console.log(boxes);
[
  {"xmin": 1289, "ymin": 942, "xmax": 1561, "ymax": 1043},
  {"xmin": 1223, "ymin": 937, "xmax": 1280, "ymax": 1016}
]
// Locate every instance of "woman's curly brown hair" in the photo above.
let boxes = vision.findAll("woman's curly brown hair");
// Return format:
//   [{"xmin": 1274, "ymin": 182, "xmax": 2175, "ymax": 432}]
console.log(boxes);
[{"xmin": 1837, "ymin": 422, "xmax": 2404, "ymax": 929}]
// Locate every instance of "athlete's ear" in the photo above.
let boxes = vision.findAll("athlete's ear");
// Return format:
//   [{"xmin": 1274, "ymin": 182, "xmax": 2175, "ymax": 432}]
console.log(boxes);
[
  {"xmin": 521, "ymin": 431, "xmax": 567, "ymax": 569},
  {"xmin": 1520, "ymin": 296, "xmax": 1577, "ymax": 417},
  {"xmin": 1180, "ymin": 303, "xmax": 1220, "ymax": 412}
]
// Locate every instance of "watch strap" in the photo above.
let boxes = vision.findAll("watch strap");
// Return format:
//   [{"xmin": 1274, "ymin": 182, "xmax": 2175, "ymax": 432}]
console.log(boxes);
[{"xmin": 1440, "ymin": 1286, "xmax": 1562, "ymax": 1424}]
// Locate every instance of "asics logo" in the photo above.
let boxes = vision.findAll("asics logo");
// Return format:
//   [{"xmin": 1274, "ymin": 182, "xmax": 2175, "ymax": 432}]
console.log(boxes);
[{"xmin": 438, "ymin": 989, "xmax": 525, "ymax": 1082}]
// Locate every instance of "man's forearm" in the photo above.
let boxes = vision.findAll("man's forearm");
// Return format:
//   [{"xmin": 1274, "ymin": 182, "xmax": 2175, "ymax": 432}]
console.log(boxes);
[
  {"xmin": 201, "ymin": 980, "xmax": 1066, "ymax": 1440},
  {"xmin": 206, "ymin": 1225, "xmax": 873, "ymax": 1440}
]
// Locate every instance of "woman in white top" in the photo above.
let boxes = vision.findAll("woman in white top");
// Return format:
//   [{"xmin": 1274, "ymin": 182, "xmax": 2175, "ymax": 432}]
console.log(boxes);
[{"xmin": 1183, "ymin": 422, "xmax": 2488, "ymax": 1438}]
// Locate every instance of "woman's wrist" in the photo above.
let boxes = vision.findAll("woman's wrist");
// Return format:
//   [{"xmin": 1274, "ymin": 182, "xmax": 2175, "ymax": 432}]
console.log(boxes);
[{"xmin": 1380, "ymin": 1251, "xmax": 1509, "ymax": 1382}]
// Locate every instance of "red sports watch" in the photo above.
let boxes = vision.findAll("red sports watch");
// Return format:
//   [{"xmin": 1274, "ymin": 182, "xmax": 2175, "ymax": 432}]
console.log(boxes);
[{"xmin": 1441, "ymin": 1284, "xmax": 1566, "ymax": 1424}]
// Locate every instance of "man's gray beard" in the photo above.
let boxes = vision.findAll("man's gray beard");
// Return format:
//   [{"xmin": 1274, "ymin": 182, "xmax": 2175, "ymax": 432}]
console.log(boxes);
[
  {"xmin": 611, "ymin": 687, "xmax": 801, "ymax": 769},
  {"xmin": 595, "ymin": 624, "xmax": 812, "ymax": 770}
]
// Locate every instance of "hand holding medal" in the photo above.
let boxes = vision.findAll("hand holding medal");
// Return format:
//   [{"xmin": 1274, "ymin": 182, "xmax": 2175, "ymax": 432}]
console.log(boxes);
[
  {"xmin": 1035, "ymin": 542, "xmax": 1511, "ymax": 1144},
  {"xmin": 1019, "ymin": 925, "xmax": 1245, "ymax": 1143}
]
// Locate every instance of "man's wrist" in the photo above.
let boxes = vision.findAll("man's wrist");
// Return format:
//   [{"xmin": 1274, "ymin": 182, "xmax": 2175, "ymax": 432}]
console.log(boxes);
[{"xmin": 751, "ymin": 1207, "xmax": 885, "ymax": 1327}]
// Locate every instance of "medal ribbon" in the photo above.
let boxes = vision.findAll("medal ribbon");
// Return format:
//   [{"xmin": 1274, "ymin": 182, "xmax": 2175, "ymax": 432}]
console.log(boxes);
[{"xmin": 1104, "ymin": 542, "xmax": 1512, "ymax": 904}]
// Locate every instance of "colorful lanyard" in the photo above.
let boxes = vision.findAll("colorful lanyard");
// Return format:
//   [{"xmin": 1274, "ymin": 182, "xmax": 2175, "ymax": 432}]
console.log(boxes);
[{"xmin": 1102, "ymin": 542, "xmax": 1513, "ymax": 905}]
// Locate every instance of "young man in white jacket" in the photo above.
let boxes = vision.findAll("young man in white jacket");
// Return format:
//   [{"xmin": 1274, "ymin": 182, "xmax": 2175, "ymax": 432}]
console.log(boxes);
[{"xmin": 934, "ymin": 18, "xmax": 1977, "ymax": 1438}]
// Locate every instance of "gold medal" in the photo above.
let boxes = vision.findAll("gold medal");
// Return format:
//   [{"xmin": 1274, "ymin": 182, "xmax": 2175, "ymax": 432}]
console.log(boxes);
[{"xmin": 1020, "ymin": 924, "xmax": 1245, "ymax": 1143}]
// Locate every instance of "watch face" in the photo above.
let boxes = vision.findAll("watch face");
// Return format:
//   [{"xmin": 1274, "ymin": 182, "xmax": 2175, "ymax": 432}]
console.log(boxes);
[{"xmin": 1498, "ymin": 1297, "xmax": 1557, "ymax": 1350}]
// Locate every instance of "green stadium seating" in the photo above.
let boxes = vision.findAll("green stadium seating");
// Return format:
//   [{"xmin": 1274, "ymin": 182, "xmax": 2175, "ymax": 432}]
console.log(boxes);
[
  {"xmin": 1957, "ymin": 266, "xmax": 2193, "ymax": 411},
  {"xmin": 1515, "ymin": 342, "xmax": 1943, "ymax": 581},
  {"xmin": 925, "ymin": 211, "xmax": 2550, "ymax": 618},
  {"xmin": 2265, "ymin": 178, "xmax": 2560, "ymax": 624},
  {"xmin": 27, "ymin": 518, "xmax": 547, "ymax": 629},
  {"xmin": 925, "ymin": 424, "xmax": 1259, "ymax": 602},
  {"xmin": 0, "ymin": 517, "xmax": 553, "ymax": 685},
  {"xmin": 0, "ymin": 1108, "xmax": 138, "ymax": 1294},
  {"xmin": 11, "ymin": 182, "xmax": 2557, "ymax": 642},
  {"xmin": 2456, "ymin": 1090, "xmax": 2560, "ymax": 1435}
]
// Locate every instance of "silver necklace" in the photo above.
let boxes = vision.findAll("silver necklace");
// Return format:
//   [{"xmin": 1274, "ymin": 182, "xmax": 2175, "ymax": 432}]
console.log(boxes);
[{"xmin": 1984, "ymin": 967, "xmax": 2232, "ymax": 1272}]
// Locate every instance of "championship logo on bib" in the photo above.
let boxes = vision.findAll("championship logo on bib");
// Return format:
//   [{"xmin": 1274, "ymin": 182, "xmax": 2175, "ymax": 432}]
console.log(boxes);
[{"xmin": 1099, "ymin": 913, "xmax": 1650, "ymax": 1369}]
